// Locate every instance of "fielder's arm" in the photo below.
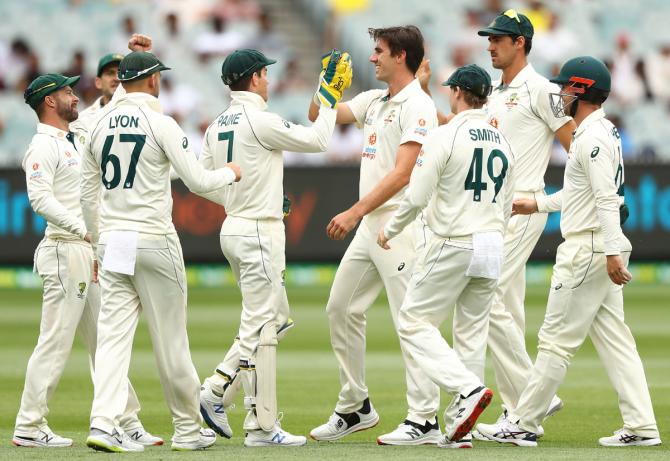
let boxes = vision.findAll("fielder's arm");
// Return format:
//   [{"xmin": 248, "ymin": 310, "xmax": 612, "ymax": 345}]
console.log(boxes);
[
  {"xmin": 80, "ymin": 141, "xmax": 102, "ymax": 244},
  {"xmin": 23, "ymin": 140, "xmax": 87, "ymax": 239},
  {"xmin": 416, "ymin": 58, "xmax": 454, "ymax": 126},
  {"xmin": 555, "ymin": 119, "xmax": 576, "ymax": 151},
  {"xmin": 327, "ymin": 141, "xmax": 421, "ymax": 240}
]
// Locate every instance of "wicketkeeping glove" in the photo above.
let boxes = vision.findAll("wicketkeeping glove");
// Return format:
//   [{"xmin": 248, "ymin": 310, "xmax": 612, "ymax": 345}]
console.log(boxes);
[
  {"xmin": 315, "ymin": 50, "xmax": 353, "ymax": 109},
  {"xmin": 283, "ymin": 194, "xmax": 291, "ymax": 217}
]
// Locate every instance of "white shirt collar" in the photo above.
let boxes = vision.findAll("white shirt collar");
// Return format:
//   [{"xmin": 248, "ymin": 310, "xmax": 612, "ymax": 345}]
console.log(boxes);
[{"xmin": 575, "ymin": 108, "xmax": 606, "ymax": 137}]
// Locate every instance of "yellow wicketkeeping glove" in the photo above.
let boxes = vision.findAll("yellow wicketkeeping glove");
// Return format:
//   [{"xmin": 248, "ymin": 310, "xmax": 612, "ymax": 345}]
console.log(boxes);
[{"xmin": 316, "ymin": 50, "xmax": 353, "ymax": 108}]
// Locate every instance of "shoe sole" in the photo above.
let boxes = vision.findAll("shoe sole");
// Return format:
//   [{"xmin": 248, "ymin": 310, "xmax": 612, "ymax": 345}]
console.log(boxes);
[
  {"xmin": 200, "ymin": 404, "xmax": 233, "ymax": 439},
  {"xmin": 12, "ymin": 439, "xmax": 72, "ymax": 448},
  {"xmin": 438, "ymin": 441, "xmax": 473, "ymax": 449},
  {"xmin": 244, "ymin": 440, "xmax": 307, "ymax": 447},
  {"xmin": 310, "ymin": 414, "xmax": 380, "ymax": 442},
  {"xmin": 86, "ymin": 438, "xmax": 133, "ymax": 453},
  {"xmin": 478, "ymin": 432, "xmax": 537, "ymax": 447},
  {"xmin": 451, "ymin": 389, "xmax": 493, "ymax": 442},
  {"xmin": 543, "ymin": 399, "xmax": 564, "ymax": 421},
  {"xmin": 377, "ymin": 435, "xmax": 442, "ymax": 446},
  {"xmin": 599, "ymin": 439, "xmax": 662, "ymax": 447}
]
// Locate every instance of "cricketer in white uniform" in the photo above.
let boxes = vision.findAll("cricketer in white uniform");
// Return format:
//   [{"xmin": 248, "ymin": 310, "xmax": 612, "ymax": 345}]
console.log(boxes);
[
  {"xmin": 477, "ymin": 57, "xmax": 661, "ymax": 448},
  {"xmin": 197, "ymin": 49, "xmax": 352, "ymax": 447},
  {"xmin": 308, "ymin": 26, "xmax": 442, "ymax": 445},
  {"xmin": 460, "ymin": 10, "xmax": 574, "ymax": 425},
  {"xmin": 13, "ymin": 73, "xmax": 158, "ymax": 448},
  {"xmin": 65, "ymin": 53, "xmax": 163, "ymax": 447},
  {"xmin": 80, "ymin": 52, "xmax": 240, "ymax": 452},
  {"xmin": 379, "ymin": 64, "xmax": 514, "ymax": 448}
]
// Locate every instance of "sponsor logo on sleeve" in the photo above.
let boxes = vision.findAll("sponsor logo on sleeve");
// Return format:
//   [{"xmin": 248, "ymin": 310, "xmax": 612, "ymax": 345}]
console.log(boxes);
[{"xmin": 414, "ymin": 118, "xmax": 428, "ymax": 136}]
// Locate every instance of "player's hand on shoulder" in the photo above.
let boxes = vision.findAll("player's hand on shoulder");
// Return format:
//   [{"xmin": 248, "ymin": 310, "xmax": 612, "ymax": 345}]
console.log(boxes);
[
  {"xmin": 512, "ymin": 198, "xmax": 538, "ymax": 216},
  {"xmin": 606, "ymin": 255, "xmax": 632, "ymax": 286},
  {"xmin": 226, "ymin": 162, "xmax": 242, "ymax": 182},
  {"xmin": 416, "ymin": 58, "xmax": 432, "ymax": 93},
  {"xmin": 128, "ymin": 33, "xmax": 152, "ymax": 52}
]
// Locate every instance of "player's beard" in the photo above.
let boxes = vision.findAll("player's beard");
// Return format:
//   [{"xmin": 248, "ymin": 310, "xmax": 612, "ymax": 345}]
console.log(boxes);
[{"xmin": 56, "ymin": 100, "xmax": 78, "ymax": 123}]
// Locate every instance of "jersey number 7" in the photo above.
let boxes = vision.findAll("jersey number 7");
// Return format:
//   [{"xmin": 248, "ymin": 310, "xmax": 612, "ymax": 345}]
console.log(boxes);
[
  {"xmin": 464, "ymin": 147, "xmax": 509, "ymax": 203},
  {"xmin": 218, "ymin": 131, "xmax": 234, "ymax": 162},
  {"xmin": 101, "ymin": 134, "xmax": 146, "ymax": 190}
]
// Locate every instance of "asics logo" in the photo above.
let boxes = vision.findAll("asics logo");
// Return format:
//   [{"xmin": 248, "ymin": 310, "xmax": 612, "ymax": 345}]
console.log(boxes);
[
  {"xmin": 619, "ymin": 434, "xmax": 639, "ymax": 443},
  {"xmin": 398, "ymin": 262, "xmax": 405, "ymax": 271}
]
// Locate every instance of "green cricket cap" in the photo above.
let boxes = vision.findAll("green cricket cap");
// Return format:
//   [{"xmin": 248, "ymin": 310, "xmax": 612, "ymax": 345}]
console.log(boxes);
[
  {"xmin": 24, "ymin": 73, "xmax": 80, "ymax": 109},
  {"xmin": 221, "ymin": 49, "xmax": 276, "ymax": 86},
  {"xmin": 478, "ymin": 9, "xmax": 534, "ymax": 39},
  {"xmin": 443, "ymin": 64, "xmax": 492, "ymax": 98},
  {"xmin": 97, "ymin": 53, "xmax": 124, "ymax": 77},
  {"xmin": 118, "ymin": 51, "xmax": 170, "ymax": 82}
]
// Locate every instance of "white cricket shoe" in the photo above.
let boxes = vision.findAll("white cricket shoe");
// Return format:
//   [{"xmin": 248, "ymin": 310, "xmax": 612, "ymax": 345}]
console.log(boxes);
[
  {"xmin": 124, "ymin": 426, "xmax": 164, "ymax": 446},
  {"xmin": 376, "ymin": 418, "xmax": 441, "ymax": 445},
  {"xmin": 200, "ymin": 382, "xmax": 233, "ymax": 438},
  {"xmin": 472, "ymin": 406, "xmax": 549, "ymax": 441},
  {"xmin": 12, "ymin": 428, "xmax": 73, "ymax": 448},
  {"xmin": 438, "ymin": 433, "xmax": 473, "ymax": 449},
  {"xmin": 599, "ymin": 429, "xmax": 662, "ymax": 447},
  {"xmin": 245, "ymin": 422, "xmax": 307, "ymax": 447},
  {"xmin": 171, "ymin": 428, "xmax": 217, "ymax": 451},
  {"xmin": 310, "ymin": 398, "xmax": 379, "ymax": 441},
  {"xmin": 445, "ymin": 386, "xmax": 493, "ymax": 442},
  {"xmin": 545, "ymin": 396, "xmax": 564, "ymax": 420},
  {"xmin": 86, "ymin": 427, "xmax": 145, "ymax": 452},
  {"xmin": 476, "ymin": 419, "xmax": 537, "ymax": 447}
]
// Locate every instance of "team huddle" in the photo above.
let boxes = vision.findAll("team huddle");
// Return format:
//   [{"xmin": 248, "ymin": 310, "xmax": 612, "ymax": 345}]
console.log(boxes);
[{"xmin": 13, "ymin": 7, "xmax": 661, "ymax": 452}]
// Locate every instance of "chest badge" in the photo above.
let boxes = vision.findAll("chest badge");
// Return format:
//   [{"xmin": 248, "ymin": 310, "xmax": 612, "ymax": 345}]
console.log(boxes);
[
  {"xmin": 383, "ymin": 109, "xmax": 396, "ymax": 125},
  {"xmin": 368, "ymin": 133, "xmax": 377, "ymax": 145},
  {"xmin": 505, "ymin": 93, "xmax": 519, "ymax": 110}
]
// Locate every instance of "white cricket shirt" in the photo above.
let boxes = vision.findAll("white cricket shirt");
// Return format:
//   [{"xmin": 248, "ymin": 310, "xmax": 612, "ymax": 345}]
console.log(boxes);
[
  {"xmin": 384, "ymin": 109, "xmax": 515, "ymax": 240},
  {"xmin": 486, "ymin": 63, "xmax": 571, "ymax": 192}
]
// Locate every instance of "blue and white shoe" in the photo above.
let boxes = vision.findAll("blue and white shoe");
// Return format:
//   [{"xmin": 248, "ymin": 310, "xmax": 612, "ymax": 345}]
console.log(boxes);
[
  {"xmin": 245, "ymin": 421, "xmax": 306, "ymax": 447},
  {"xmin": 599, "ymin": 429, "xmax": 662, "ymax": 447},
  {"xmin": 476, "ymin": 419, "xmax": 537, "ymax": 447},
  {"xmin": 200, "ymin": 382, "xmax": 233, "ymax": 438}
]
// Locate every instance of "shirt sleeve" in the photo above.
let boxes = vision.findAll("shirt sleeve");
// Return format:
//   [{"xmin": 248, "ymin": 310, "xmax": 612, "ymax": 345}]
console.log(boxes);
[
  {"xmin": 195, "ymin": 125, "xmax": 226, "ymax": 206},
  {"xmin": 158, "ymin": 116, "xmax": 236, "ymax": 195},
  {"xmin": 345, "ymin": 89, "xmax": 383, "ymax": 125},
  {"xmin": 80, "ymin": 139, "xmax": 102, "ymax": 245},
  {"xmin": 533, "ymin": 80, "xmax": 573, "ymax": 133},
  {"xmin": 23, "ymin": 137, "xmax": 87, "ymax": 239},
  {"xmin": 582, "ymin": 135, "xmax": 623, "ymax": 255},
  {"xmin": 399, "ymin": 97, "xmax": 438, "ymax": 146},
  {"xmin": 384, "ymin": 130, "xmax": 444, "ymax": 239},
  {"xmin": 536, "ymin": 190, "xmax": 563, "ymax": 212},
  {"xmin": 256, "ymin": 106, "xmax": 336, "ymax": 153}
]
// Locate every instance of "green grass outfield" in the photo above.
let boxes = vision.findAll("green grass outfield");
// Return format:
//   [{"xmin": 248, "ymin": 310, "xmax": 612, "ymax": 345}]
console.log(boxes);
[{"xmin": 0, "ymin": 282, "xmax": 668, "ymax": 460}]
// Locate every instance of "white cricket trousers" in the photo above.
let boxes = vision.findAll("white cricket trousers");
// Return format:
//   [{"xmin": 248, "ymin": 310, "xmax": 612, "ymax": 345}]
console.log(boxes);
[
  {"xmin": 327, "ymin": 215, "xmax": 440, "ymax": 423},
  {"xmin": 454, "ymin": 190, "xmax": 547, "ymax": 410},
  {"xmin": 398, "ymin": 236, "xmax": 490, "ymax": 406},
  {"xmin": 90, "ymin": 233, "xmax": 203, "ymax": 443},
  {"xmin": 219, "ymin": 216, "xmax": 288, "ymax": 363},
  {"xmin": 15, "ymin": 238, "xmax": 141, "ymax": 438},
  {"xmin": 512, "ymin": 232, "xmax": 659, "ymax": 438}
]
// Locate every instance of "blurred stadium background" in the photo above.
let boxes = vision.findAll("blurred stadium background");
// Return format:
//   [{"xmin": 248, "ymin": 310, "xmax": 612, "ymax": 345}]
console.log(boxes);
[{"xmin": 0, "ymin": 0, "xmax": 669, "ymax": 457}]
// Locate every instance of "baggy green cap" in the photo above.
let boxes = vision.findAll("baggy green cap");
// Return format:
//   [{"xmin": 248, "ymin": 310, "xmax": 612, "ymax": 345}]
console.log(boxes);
[
  {"xmin": 118, "ymin": 51, "xmax": 170, "ymax": 82},
  {"xmin": 24, "ymin": 73, "xmax": 80, "ymax": 109},
  {"xmin": 97, "ymin": 53, "xmax": 124, "ymax": 77},
  {"xmin": 478, "ymin": 9, "xmax": 534, "ymax": 39},
  {"xmin": 443, "ymin": 64, "xmax": 492, "ymax": 98},
  {"xmin": 221, "ymin": 49, "xmax": 277, "ymax": 86}
]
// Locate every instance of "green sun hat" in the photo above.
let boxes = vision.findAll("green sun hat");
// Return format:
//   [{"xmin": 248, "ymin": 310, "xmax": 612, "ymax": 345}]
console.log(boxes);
[
  {"xmin": 478, "ymin": 9, "xmax": 534, "ymax": 39},
  {"xmin": 443, "ymin": 64, "xmax": 492, "ymax": 98},
  {"xmin": 221, "ymin": 49, "xmax": 277, "ymax": 86},
  {"xmin": 97, "ymin": 53, "xmax": 125, "ymax": 77},
  {"xmin": 118, "ymin": 51, "xmax": 170, "ymax": 82},
  {"xmin": 24, "ymin": 73, "xmax": 80, "ymax": 109}
]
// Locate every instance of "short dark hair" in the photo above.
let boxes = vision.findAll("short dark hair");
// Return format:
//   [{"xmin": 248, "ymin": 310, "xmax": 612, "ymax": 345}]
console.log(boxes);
[
  {"xmin": 451, "ymin": 85, "xmax": 487, "ymax": 108},
  {"xmin": 368, "ymin": 25, "xmax": 424, "ymax": 74},
  {"xmin": 228, "ymin": 71, "xmax": 258, "ymax": 91},
  {"xmin": 511, "ymin": 35, "xmax": 533, "ymax": 56}
]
